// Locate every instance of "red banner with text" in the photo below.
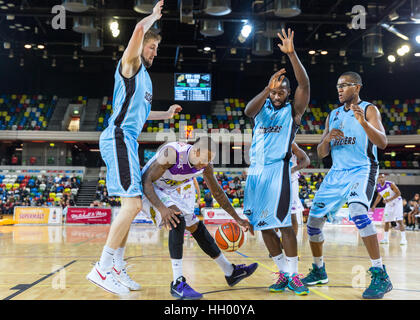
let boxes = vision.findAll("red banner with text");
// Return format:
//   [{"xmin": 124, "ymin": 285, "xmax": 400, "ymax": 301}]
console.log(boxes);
[{"xmin": 66, "ymin": 207, "xmax": 112, "ymax": 224}]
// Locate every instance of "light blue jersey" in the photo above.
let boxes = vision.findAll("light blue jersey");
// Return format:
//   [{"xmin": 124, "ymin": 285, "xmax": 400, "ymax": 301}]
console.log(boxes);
[
  {"xmin": 99, "ymin": 60, "xmax": 153, "ymax": 197},
  {"xmin": 249, "ymin": 99, "xmax": 298, "ymax": 166},
  {"xmin": 309, "ymin": 101, "xmax": 380, "ymax": 219},
  {"xmin": 329, "ymin": 101, "xmax": 378, "ymax": 170},
  {"xmin": 105, "ymin": 59, "xmax": 153, "ymax": 139},
  {"xmin": 244, "ymin": 99, "xmax": 299, "ymax": 230}
]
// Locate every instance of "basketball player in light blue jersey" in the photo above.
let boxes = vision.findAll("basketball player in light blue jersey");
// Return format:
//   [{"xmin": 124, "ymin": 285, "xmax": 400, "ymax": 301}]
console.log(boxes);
[
  {"xmin": 244, "ymin": 28, "xmax": 310, "ymax": 295},
  {"xmin": 87, "ymin": 1, "xmax": 183, "ymax": 295},
  {"xmin": 302, "ymin": 71, "xmax": 393, "ymax": 299}
]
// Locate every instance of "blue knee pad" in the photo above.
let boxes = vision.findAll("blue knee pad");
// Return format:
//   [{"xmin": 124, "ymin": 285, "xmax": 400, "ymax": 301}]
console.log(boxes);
[
  {"xmin": 307, "ymin": 216, "xmax": 326, "ymax": 242},
  {"xmin": 349, "ymin": 202, "xmax": 376, "ymax": 237}
]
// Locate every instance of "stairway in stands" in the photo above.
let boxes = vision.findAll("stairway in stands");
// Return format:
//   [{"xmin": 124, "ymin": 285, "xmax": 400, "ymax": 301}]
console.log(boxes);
[{"xmin": 76, "ymin": 168, "xmax": 100, "ymax": 206}]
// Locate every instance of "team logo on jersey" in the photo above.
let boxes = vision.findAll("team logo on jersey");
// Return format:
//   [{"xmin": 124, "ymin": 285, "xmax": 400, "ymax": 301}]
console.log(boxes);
[
  {"xmin": 333, "ymin": 110, "xmax": 340, "ymax": 121},
  {"xmin": 351, "ymin": 183, "xmax": 359, "ymax": 190},
  {"xmin": 257, "ymin": 125, "xmax": 282, "ymax": 134},
  {"xmin": 332, "ymin": 136, "xmax": 356, "ymax": 146},
  {"xmin": 145, "ymin": 91, "xmax": 153, "ymax": 103},
  {"xmin": 260, "ymin": 209, "xmax": 269, "ymax": 219}
]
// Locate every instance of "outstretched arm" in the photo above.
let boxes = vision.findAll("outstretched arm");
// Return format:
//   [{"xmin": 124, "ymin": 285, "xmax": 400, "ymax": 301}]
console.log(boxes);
[
  {"xmin": 203, "ymin": 164, "xmax": 253, "ymax": 234},
  {"xmin": 147, "ymin": 104, "xmax": 182, "ymax": 120},
  {"xmin": 142, "ymin": 147, "xmax": 180, "ymax": 229},
  {"xmin": 277, "ymin": 28, "xmax": 310, "ymax": 120},
  {"xmin": 121, "ymin": 0, "xmax": 164, "ymax": 77}
]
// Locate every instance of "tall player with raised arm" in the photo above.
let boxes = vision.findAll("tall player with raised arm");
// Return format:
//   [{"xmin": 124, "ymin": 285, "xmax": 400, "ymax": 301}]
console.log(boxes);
[
  {"xmin": 244, "ymin": 28, "xmax": 310, "ymax": 295},
  {"xmin": 87, "ymin": 1, "xmax": 182, "ymax": 295}
]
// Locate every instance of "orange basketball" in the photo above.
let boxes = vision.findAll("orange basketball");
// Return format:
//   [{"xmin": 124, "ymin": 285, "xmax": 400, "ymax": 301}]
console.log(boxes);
[{"xmin": 215, "ymin": 222, "xmax": 244, "ymax": 252}]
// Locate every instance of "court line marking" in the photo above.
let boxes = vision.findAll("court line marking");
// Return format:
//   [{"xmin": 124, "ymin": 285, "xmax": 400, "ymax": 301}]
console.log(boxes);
[
  {"xmin": 235, "ymin": 251, "xmax": 335, "ymax": 300},
  {"xmin": 2, "ymin": 260, "xmax": 77, "ymax": 300}
]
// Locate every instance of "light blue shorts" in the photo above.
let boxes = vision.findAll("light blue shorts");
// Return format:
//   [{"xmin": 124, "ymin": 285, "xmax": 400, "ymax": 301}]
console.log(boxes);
[
  {"xmin": 243, "ymin": 161, "xmax": 292, "ymax": 231},
  {"xmin": 309, "ymin": 165, "xmax": 378, "ymax": 221},
  {"xmin": 99, "ymin": 126, "xmax": 143, "ymax": 197}
]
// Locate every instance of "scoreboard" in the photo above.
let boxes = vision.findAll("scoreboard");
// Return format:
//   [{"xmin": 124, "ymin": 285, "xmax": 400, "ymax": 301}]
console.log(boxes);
[{"xmin": 174, "ymin": 73, "xmax": 211, "ymax": 101}]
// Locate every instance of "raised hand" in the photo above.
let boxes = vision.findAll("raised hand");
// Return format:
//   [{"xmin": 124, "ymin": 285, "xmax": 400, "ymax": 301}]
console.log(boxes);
[
  {"xmin": 350, "ymin": 104, "xmax": 367, "ymax": 125},
  {"xmin": 277, "ymin": 28, "xmax": 295, "ymax": 55},
  {"xmin": 152, "ymin": 0, "xmax": 164, "ymax": 19},
  {"xmin": 268, "ymin": 68, "xmax": 287, "ymax": 90}
]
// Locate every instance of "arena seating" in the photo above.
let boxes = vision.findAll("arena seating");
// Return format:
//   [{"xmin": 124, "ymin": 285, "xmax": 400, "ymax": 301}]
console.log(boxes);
[
  {"xmin": 0, "ymin": 169, "xmax": 82, "ymax": 211},
  {"xmin": 300, "ymin": 99, "xmax": 420, "ymax": 135},
  {"xmin": 96, "ymin": 97, "xmax": 420, "ymax": 136},
  {"xmin": 0, "ymin": 94, "xmax": 57, "ymax": 130}
]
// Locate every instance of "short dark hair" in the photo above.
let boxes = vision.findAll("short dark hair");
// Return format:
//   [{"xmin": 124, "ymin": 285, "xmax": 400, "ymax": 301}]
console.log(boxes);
[{"xmin": 340, "ymin": 71, "xmax": 363, "ymax": 85}]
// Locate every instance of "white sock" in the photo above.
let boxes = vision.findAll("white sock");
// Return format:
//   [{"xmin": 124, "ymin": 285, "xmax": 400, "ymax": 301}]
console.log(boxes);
[
  {"xmin": 214, "ymin": 254, "xmax": 234, "ymax": 276},
  {"xmin": 383, "ymin": 232, "xmax": 389, "ymax": 241},
  {"xmin": 113, "ymin": 247, "xmax": 126, "ymax": 269},
  {"xmin": 99, "ymin": 245, "xmax": 115, "ymax": 271},
  {"xmin": 371, "ymin": 257, "xmax": 383, "ymax": 269},
  {"xmin": 272, "ymin": 253, "xmax": 288, "ymax": 273},
  {"xmin": 401, "ymin": 231, "xmax": 406, "ymax": 239},
  {"xmin": 171, "ymin": 259, "xmax": 183, "ymax": 283},
  {"xmin": 286, "ymin": 256, "xmax": 298, "ymax": 275},
  {"xmin": 313, "ymin": 256, "xmax": 324, "ymax": 268}
]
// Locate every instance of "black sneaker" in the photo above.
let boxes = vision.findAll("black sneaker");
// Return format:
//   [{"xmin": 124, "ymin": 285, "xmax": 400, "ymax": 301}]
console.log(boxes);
[{"xmin": 225, "ymin": 263, "xmax": 258, "ymax": 287}]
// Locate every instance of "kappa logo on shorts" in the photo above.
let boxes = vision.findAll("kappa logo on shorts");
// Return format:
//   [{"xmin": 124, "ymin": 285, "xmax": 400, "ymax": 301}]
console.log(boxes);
[
  {"xmin": 313, "ymin": 202, "xmax": 326, "ymax": 209},
  {"xmin": 350, "ymin": 191, "xmax": 359, "ymax": 197},
  {"xmin": 256, "ymin": 221, "xmax": 268, "ymax": 227}
]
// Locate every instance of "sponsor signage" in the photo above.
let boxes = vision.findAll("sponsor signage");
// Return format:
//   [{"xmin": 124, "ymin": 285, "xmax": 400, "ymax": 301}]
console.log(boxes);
[{"xmin": 66, "ymin": 207, "xmax": 112, "ymax": 224}]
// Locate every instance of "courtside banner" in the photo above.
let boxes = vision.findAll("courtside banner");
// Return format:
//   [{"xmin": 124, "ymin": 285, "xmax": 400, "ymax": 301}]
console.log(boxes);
[
  {"xmin": 14, "ymin": 207, "xmax": 50, "ymax": 224},
  {"xmin": 202, "ymin": 208, "xmax": 247, "ymax": 224},
  {"xmin": 66, "ymin": 207, "xmax": 112, "ymax": 224}
]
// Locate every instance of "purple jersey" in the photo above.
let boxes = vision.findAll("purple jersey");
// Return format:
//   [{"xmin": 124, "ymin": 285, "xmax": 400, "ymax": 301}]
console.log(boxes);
[{"xmin": 142, "ymin": 142, "xmax": 205, "ymax": 191}]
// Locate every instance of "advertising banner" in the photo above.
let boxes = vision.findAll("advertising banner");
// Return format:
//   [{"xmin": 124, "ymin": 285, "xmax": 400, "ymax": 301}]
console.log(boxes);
[
  {"xmin": 202, "ymin": 208, "xmax": 248, "ymax": 224},
  {"xmin": 14, "ymin": 207, "xmax": 50, "ymax": 224},
  {"xmin": 66, "ymin": 207, "xmax": 112, "ymax": 224}
]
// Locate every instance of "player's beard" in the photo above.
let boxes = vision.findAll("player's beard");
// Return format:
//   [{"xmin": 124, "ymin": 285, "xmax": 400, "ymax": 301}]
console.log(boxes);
[{"xmin": 141, "ymin": 55, "xmax": 153, "ymax": 68}]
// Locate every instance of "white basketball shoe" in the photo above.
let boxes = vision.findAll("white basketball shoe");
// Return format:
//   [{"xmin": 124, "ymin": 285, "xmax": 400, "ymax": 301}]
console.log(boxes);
[
  {"xmin": 87, "ymin": 262, "xmax": 130, "ymax": 295},
  {"xmin": 400, "ymin": 238, "xmax": 408, "ymax": 245},
  {"xmin": 112, "ymin": 266, "xmax": 141, "ymax": 291}
]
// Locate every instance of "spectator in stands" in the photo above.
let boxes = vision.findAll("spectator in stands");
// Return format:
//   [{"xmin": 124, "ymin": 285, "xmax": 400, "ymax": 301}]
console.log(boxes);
[
  {"xmin": 412, "ymin": 193, "xmax": 419, "ymax": 203},
  {"xmin": 204, "ymin": 192, "xmax": 213, "ymax": 207},
  {"xmin": 0, "ymin": 157, "xmax": 6, "ymax": 165},
  {"xmin": 315, "ymin": 176, "xmax": 323, "ymax": 190}
]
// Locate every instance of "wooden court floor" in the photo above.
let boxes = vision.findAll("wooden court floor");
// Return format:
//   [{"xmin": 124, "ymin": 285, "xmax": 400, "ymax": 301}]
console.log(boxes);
[{"xmin": 0, "ymin": 223, "xmax": 419, "ymax": 300}]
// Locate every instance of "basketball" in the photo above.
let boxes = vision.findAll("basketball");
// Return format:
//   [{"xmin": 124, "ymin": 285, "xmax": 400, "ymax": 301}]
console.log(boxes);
[{"xmin": 215, "ymin": 222, "xmax": 244, "ymax": 252}]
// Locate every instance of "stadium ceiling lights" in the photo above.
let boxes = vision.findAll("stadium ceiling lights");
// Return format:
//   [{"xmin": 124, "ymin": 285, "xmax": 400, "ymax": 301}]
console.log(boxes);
[
  {"xmin": 416, "ymin": 35, "xmax": 420, "ymax": 44},
  {"xmin": 238, "ymin": 23, "xmax": 252, "ymax": 43},
  {"xmin": 387, "ymin": 54, "xmax": 396, "ymax": 62}
]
